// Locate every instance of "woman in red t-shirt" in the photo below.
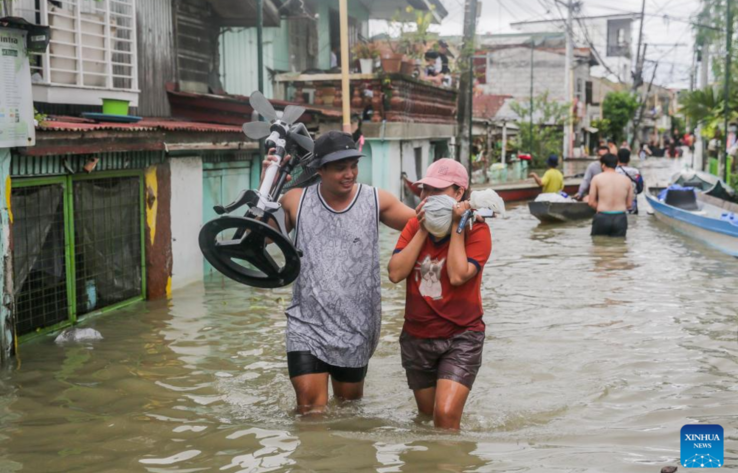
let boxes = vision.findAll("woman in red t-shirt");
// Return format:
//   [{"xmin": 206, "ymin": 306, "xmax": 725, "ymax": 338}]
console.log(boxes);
[{"xmin": 388, "ymin": 159, "xmax": 492, "ymax": 430}]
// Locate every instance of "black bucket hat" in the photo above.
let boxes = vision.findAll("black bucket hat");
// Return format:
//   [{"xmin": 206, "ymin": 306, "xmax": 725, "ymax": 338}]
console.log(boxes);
[{"xmin": 308, "ymin": 131, "xmax": 364, "ymax": 168}]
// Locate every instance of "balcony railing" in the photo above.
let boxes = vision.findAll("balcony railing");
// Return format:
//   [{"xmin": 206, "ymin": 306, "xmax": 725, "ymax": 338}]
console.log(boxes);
[
  {"xmin": 13, "ymin": 0, "xmax": 138, "ymax": 104},
  {"xmin": 273, "ymin": 73, "xmax": 457, "ymax": 124}
]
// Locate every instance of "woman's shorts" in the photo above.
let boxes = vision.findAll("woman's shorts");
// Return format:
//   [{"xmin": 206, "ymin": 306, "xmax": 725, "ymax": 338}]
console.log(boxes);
[{"xmin": 399, "ymin": 330, "xmax": 484, "ymax": 390}]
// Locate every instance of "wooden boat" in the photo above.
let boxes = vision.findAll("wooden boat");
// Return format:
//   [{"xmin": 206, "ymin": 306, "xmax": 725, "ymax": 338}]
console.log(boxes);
[
  {"xmin": 646, "ymin": 187, "xmax": 738, "ymax": 257},
  {"xmin": 528, "ymin": 200, "xmax": 595, "ymax": 223},
  {"xmin": 478, "ymin": 179, "xmax": 582, "ymax": 203}
]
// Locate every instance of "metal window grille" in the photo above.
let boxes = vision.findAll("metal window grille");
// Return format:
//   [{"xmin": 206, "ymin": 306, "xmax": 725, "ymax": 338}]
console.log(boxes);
[
  {"xmin": 73, "ymin": 176, "xmax": 142, "ymax": 316},
  {"xmin": 11, "ymin": 183, "xmax": 70, "ymax": 336},
  {"xmin": 14, "ymin": 0, "xmax": 138, "ymax": 91}
]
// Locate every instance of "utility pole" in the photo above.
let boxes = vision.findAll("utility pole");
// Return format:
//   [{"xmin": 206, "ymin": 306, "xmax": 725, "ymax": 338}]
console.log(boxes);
[
  {"xmin": 632, "ymin": 59, "xmax": 658, "ymax": 149},
  {"xmin": 696, "ymin": 42, "xmax": 709, "ymax": 171},
  {"xmin": 256, "ymin": 0, "xmax": 265, "ymax": 163},
  {"xmin": 626, "ymin": 0, "xmax": 646, "ymax": 149},
  {"xmin": 722, "ymin": 0, "xmax": 733, "ymax": 183},
  {"xmin": 530, "ymin": 38, "xmax": 535, "ymax": 157},
  {"xmin": 629, "ymin": 43, "xmax": 648, "ymax": 148},
  {"xmin": 563, "ymin": 0, "xmax": 574, "ymax": 159},
  {"xmin": 700, "ymin": 42, "xmax": 710, "ymax": 89},
  {"xmin": 456, "ymin": 0, "xmax": 478, "ymax": 175},
  {"xmin": 633, "ymin": 0, "xmax": 647, "ymax": 91}
]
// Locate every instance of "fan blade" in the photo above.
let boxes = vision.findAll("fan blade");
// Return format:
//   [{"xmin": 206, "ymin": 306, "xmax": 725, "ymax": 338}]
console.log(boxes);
[
  {"xmin": 290, "ymin": 132, "xmax": 314, "ymax": 152},
  {"xmin": 281, "ymin": 105, "xmax": 306, "ymax": 125},
  {"xmin": 249, "ymin": 91, "xmax": 278, "ymax": 121},
  {"xmin": 242, "ymin": 121, "xmax": 271, "ymax": 140}
]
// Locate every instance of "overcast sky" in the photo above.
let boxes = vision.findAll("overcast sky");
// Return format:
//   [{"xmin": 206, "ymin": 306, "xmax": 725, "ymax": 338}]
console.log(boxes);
[{"xmin": 374, "ymin": 0, "xmax": 702, "ymax": 89}]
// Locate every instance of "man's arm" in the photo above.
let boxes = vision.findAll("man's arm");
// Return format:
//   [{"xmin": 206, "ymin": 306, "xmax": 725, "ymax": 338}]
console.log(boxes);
[
  {"xmin": 378, "ymin": 189, "xmax": 416, "ymax": 231},
  {"xmin": 529, "ymin": 172, "xmax": 543, "ymax": 187},
  {"xmin": 278, "ymin": 188, "xmax": 302, "ymax": 234},
  {"xmin": 447, "ymin": 202, "xmax": 479, "ymax": 286},
  {"xmin": 626, "ymin": 181, "xmax": 635, "ymax": 211},
  {"xmin": 577, "ymin": 164, "xmax": 595, "ymax": 197},
  {"xmin": 588, "ymin": 177, "xmax": 599, "ymax": 210}
]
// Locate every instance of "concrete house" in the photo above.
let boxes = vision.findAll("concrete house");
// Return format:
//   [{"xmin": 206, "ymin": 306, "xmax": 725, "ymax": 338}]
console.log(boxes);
[
  {"xmin": 473, "ymin": 33, "xmax": 599, "ymax": 154},
  {"xmin": 0, "ymin": 0, "xmax": 296, "ymax": 357},
  {"xmin": 510, "ymin": 14, "xmax": 637, "ymax": 85}
]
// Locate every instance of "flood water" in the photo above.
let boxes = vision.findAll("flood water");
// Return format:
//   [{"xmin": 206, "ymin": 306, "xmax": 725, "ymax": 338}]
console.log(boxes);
[{"xmin": 1, "ymin": 158, "xmax": 736, "ymax": 472}]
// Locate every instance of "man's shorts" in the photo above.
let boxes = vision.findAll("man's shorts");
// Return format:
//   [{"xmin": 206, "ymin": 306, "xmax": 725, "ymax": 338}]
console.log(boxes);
[
  {"xmin": 287, "ymin": 351, "xmax": 368, "ymax": 383},
  {"xmin": 399, "ymin": 330, "xmax": 485, "ymax": 391},
  {"xmin": 591, "ymin": 211, "xmax": 628, "ymax": 237}
]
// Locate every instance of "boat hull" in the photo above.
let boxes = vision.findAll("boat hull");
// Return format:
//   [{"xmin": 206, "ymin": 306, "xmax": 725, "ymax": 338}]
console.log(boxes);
[
  {"xmin": 528, "ymin": 201, "xmax": 596, "ymax": 223},
  {"xmin": 646, "ymin": 193, "xmax": 738, "ymax": 257},
  {"xmin": 490, "ymin": 183, "xmax": 581, "ymax": 202}
]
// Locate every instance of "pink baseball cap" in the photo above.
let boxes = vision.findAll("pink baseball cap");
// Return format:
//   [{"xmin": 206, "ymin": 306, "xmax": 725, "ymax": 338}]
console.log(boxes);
[{"xmin": 415, "ymin": 158, "xmax": 469, "ymax": 190}]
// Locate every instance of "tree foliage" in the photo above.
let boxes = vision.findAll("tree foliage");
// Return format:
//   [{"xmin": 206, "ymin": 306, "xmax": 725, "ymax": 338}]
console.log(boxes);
[
  {"xmin": 510, "ymin": 91, "xmax": 569, "ymax": 168},
  {"xmin": 679, "ymin": 86, "xmax": 738, "ymax": 137},
  {"xmin": 601, "ymin": 91, "xmax": 639, "ymax": 143}
]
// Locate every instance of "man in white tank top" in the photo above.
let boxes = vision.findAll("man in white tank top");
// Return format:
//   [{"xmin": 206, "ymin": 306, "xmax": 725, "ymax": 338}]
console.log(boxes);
[{"xmin": 261, "ymin": 131, "xmax": 417, "ymax": 415}]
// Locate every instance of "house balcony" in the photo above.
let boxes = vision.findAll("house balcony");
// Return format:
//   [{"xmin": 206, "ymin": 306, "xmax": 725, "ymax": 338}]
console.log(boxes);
[
  {"xmin": 13, "ymin": 0, "xmax": 139, "ymax": 106},
  {"xmin": 273, "ymin": 73, "xmax": 457, "ymax": 125}
]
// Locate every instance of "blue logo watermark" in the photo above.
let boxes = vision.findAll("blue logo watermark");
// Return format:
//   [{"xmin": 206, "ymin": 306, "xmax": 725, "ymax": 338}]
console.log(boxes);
[{"xmin": 681, "ymin": 424, "xmax": 724, "ymax": 468}]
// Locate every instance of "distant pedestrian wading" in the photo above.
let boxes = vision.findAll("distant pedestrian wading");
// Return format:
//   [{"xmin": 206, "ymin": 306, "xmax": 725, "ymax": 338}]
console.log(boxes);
[{"xmin": 588, "ymin": 153, "xmax": 634, "ymax": 237}]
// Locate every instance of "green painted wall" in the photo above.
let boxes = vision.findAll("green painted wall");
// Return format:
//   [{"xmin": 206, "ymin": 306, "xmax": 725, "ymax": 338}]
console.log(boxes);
[
  {"xmin": 220, "ymin": 1, "xmax": 371, "ymax": 84},
  {"xmin": 0, "ymin": 149, "xmax": 12, "ymax": 362},
  {"xmin": 220, "ymin": 21, "xmax": 291, "ymax": 98},
  {"xmin": 316, "ymin": 0, "xmax": 370, "ymax": 70},
  {"xmin": 202, "ymin": 160, "xmax": 254, "ymax": 277},
  {"xmin": 366, "ymin": 139, "xmax": 391, "ymax": 191}
]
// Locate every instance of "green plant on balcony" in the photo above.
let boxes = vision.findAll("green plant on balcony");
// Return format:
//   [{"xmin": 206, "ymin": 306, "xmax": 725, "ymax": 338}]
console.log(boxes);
[
  {"xmin": 389, "ymin": 5, "xmax": 436, "ymax": 60},
  {"xmin": 352, "ymin": 42, "xmax": 380, "ymax": 60}
]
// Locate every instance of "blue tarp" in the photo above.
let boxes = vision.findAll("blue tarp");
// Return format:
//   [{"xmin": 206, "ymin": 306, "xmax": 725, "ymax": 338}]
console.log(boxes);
[{"xmin": 658, "ymin": 185, "xmax": 696, "ymax": 201}]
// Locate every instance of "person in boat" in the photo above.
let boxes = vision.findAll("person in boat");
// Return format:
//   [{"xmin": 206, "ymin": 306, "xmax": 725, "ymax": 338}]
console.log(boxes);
[
  {"xmin": 260, "ymin": 131, "xmax": 417, "ymax": 415},
  {"xmin": 616, "ymin": 148, "xmax": 644, "ymax": 215},
  {"xmin": 387, "ymin": 158, "xmax": 492, "ymax": 430},
  {"xmin": 529, "ymin": 154, "xmax": 564, "ymax": 194},
  {"xmin": 588, "ymin": 153, "xmax": 634, "ymax": 237},
  {"xmin": 575, "ymin": 145, "xmax": 609, "ymax": 201},
  {"xmin": 638, "ymin": 142, "xmax": 652, "ymax": 161}
]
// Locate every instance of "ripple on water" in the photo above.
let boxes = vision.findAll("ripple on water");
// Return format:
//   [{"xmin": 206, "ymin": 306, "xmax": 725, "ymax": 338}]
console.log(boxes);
[{"xmin": 0, "ymin": 159, "xmax": 735, "ymax": 472}]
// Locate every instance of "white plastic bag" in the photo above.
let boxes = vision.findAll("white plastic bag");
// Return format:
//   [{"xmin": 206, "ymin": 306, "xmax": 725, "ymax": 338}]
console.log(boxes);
[
  {"xmin": 469, "ymin": 189, "xmax": 506, "ymax": 218},
  {"xmin": 534, "ymin": 192, "xmax": 572, "ymax": 203},
  {"xmin": 423, "ymin": 194, "xmax": 457, "ymax": 238},
  {"xmin": 54, "ymin": 328, "xmax": 103, "ymax": 344}
]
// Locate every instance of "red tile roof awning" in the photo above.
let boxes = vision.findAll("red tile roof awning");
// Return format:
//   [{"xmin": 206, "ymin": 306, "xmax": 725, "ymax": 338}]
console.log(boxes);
[
  {"xmin": 166, "ymin": 83, "xmax": 342, "ymax": 126},
  {"xmin": 473, "ymin": 95, "xmax": 512, "ymax": 120},
  {"xmin": 39, "ymin": 117, "xmax": 243, "ymax": 133}
]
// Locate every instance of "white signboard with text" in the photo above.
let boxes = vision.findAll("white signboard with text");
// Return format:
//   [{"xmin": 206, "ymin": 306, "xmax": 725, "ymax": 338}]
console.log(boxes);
[{"xmin": 0, "ymin": 28, "xmax": 34, "ymax": 148}]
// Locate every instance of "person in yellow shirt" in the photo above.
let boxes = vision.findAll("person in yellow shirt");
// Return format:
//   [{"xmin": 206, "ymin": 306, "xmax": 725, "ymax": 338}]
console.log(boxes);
[{"xmin": 529, "ymin": 155, "xmax": 564, "ymax": 193}]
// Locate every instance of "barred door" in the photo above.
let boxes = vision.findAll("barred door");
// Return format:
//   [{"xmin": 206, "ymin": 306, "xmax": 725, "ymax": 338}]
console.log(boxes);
[
  {"xmin": 73, "ymin": 175, "xmax": 143, "ymax": 317},
  {"xmin": 11, "ymin": 181, "xmax": 71, "ymax": 336},
  {"xmin": 10, "ymin": 172, "xmax": 145, "ymax": 339}
]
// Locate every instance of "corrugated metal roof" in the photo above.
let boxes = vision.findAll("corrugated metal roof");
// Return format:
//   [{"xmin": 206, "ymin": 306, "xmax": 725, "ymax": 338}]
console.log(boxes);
[{"xmin": 39, "ymin": 117, "xmax": 243, "ymax": 133}]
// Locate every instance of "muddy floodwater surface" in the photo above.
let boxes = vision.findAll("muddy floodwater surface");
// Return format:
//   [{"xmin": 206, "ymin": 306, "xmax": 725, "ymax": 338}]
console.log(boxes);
[{"xmin": 0, "ymin": 159, "xmax": 736, "ymax": 472}]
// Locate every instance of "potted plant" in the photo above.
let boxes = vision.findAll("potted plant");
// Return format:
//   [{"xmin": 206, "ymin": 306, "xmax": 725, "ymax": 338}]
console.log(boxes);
[
  {"xmin": 379, "ymin": 40, "xmax": 404, "ymax": 74},
  {"xmin": 353, "ymin": 42, "xmax": 379, "ymax": 74},
  {"xmin": 395, "ymin": 5, "xmax": 437, "ymax": 77}
]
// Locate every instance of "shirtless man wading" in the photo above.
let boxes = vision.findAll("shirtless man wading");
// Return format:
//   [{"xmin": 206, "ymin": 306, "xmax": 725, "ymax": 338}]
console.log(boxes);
[
  {"xmin": 261, "ymin": 131, "xmax": 416, "ymax": 414},
  {"xmin": 588, "ymin": 153, "xmax": 634, "ymax": 237}
]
